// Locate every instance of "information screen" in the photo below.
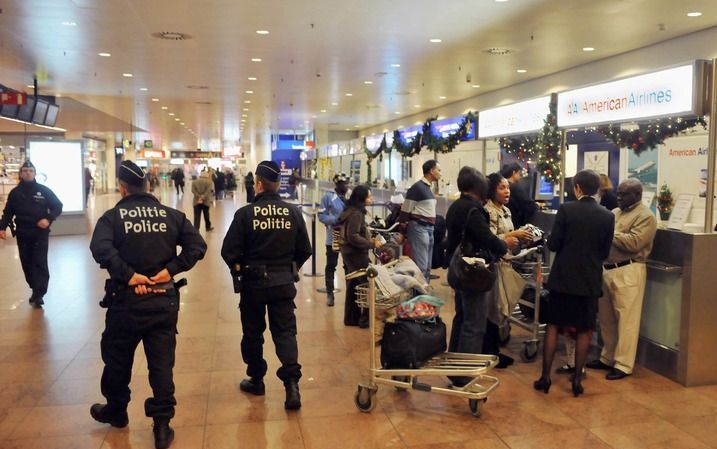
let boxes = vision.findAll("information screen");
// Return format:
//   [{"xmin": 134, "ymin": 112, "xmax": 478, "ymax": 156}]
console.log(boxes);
[{"xmin": 28, "ymin": 141, "xmax": 84, "ymax": 213}]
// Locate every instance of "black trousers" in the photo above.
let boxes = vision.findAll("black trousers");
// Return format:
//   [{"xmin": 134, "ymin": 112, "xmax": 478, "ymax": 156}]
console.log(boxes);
[
  {"xmin": 174, "ymin": 181, "xmax": 184, "ymax": 194},
  {"xmin": 324, "ymin": 245, "xmax": 340, "ymax": 292},
  {"xmin": 100, "ymin": 305, "xmax": 178, "ymax": 419},
  {"xmin": 239, "ymin": 290, "xmax": 301, "ymax": 383},
  {"xmin": 449, "ymin": 289, "xmax": 463, "ymax": 352},
  {"xmin": 193, "ymin": 204, "xmax": 211, "ymax": 230},
  {"xmin": 17, "ymin": 232, "xmax": 50, "ymax": 298},
  {"xmin": 341, "ymin": 250, "xmax": 369, "ymax": 326}
]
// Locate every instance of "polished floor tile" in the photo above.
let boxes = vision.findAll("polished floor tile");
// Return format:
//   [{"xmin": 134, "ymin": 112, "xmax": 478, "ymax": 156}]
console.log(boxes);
[{"xmin": 0, "ymin": 187, "xmax": 715, "ymax": 448}]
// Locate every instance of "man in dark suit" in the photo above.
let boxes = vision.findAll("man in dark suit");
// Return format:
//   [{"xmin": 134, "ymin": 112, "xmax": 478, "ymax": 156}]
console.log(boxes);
[
  {"xmin": 501, "ymin": 162, "xmax": 537, "ymax": 228},
  {"xmin": 534, "ymin": 169, "xmax": 614, "ymax": 397}
]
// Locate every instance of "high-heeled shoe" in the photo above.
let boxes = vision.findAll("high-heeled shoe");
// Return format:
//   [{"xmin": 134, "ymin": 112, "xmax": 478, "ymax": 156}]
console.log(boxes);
[
  {"xmin": 570, "ymin": 375, "xmax": 584, "ymax": 397},
  {"xmin": 533, "ymin": 377, "xmax": 551, "ymax": 394}
]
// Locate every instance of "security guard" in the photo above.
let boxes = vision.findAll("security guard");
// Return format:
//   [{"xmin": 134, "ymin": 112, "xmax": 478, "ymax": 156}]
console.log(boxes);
[
  {"xmin": 89, "ymin": 161, "xmax": 206, "ymax": 449},
  {"xmin": 0, "ymin": 160, "xmax": 63, "ymax": 308},
  {"xmin": 221, "ymin": 160, "xmax": 311, "ymax": 410}
]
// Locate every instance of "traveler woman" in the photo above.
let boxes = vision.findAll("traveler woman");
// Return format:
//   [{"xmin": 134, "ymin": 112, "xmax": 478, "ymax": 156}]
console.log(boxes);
[
  {"xmin": 338, "ymin": 185, "xmax": 382, "ymax": 327},
  {"xmin": 244, "ymin": 172, "xmax": 255, "ymax": 203},
  {"xmin": 534, "ymin": 169, "xmax": 614, "ymax": 397},
  {"xmin": 483, "ymin": 173, "xmax": 532, "ymax": 368},
  {"xmin": 599, "ymin": 174, "xmax": 618, "ymax": 211},
  {"xmin": 445, "ymin": 167, "xmax": 515, "ymax": 385}
]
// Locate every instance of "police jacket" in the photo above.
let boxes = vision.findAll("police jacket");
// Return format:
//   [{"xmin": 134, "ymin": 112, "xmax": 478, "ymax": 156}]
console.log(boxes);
[
  {"xmin": 0, "ymin": 180, "xmax": 63, "ymax": 237},
  {"xmin": 89, "ymin": 193, "xmax": 207, "ymax": 302},
  {"xmin": 221, "ymin": 191, "xmax": 311, "ymax": 291}
]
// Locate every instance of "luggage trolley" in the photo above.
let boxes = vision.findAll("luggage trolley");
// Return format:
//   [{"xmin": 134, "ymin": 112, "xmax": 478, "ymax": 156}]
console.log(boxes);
[
  {"xmin": 501, "ymin": 245, "xmax": 549, "ymax": 362},
  {"xmin": 348, "ymin": 262, "xmax": 500, "ymax": 417}
]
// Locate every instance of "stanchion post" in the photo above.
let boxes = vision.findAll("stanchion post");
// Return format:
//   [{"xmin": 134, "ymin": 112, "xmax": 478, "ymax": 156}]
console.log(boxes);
[{"xmin": 303, "ymin": 205, "xmax": 324, "ymax": 277}]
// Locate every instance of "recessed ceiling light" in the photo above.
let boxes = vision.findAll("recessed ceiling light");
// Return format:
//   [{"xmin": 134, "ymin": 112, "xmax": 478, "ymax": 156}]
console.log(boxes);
[
  {"xmin": 175, "ymin": 118, "xmax": 180, "ymax": 121},
  {"xmin": 180, "ymin": 122, "xmax": 184, "ymax": 125},
  {"xmin": 354, "ymin": 125, "xmax": 360, "ymax": 128},
  {"xmin": 364, "ymin": 81, "xmax": 373, "ymax": 85},
  {"xmin": 345, "ymin": 93, "xmax": 353, "ymax": 96},
  {"xmin": 345, "ymin": 128, "xmax": 350, "ymax": 131},
  {"xmin": 331, "ymin": 102, "xmax": 339, "ymax": 106},
  {"xmin": 582, "ymin": 47, "xmax": 595, "ymax": 52},
  {"xmin": 244, "ymin": 100, "xmax": 251, "ymax": 103},
  {"xmin": 139, "ymin": 87, "xmax": 148, "ymax": 91},
  {"xmin": 439, "ymin": 96, "xmax": 447, "ymax": 99},
  {"xmin": 122, "ymin": 73, "xmax": 133, "ymax": 78},
  {"xmin": 152, "ymin": 98, "xmax": 159, "ymax": 102},
  {"xmin": 61, "ymin": 21, "xmax": 77, "ymax": 26},
  {"xmin": 429, "ymin": 38, "xmax": 442, "ymax": 43},
  {"xmin": 495, "ymin": 0, "xmax": 509, "ymax": 2},
  {"xmin": 256, "ymin": 30, "xmax": 270, "ymax": 35},
  {"xmin": 394, "ymin": 111, "xmax": 401, "ymax": 115},
  {"xmin": 245, "ymin": 90, "xmax": 254, "ymax": 94},
  {"xmin": 241, "ymin": 119, "xmax": 246, "ymax": 123},
  {"xmin": 241, "ymin": 114, "xmax": 248, "ymax": 117},
  {"xmin": 320, "ymin": 109, "xmax": 327, "ymax": 113},
  {"xmin": 98, "ymin": 52, "xmax": 111, "ymax": 57},
  {"xmin": 414, "ymin": 104, "xmax": 421, "ymax": 108},
  {"xmin": 243, "ymin": 108, "xmax": 249, "ymax": 111},
  {"xmin": 517, "ymin": 69, "xmax": 528, "ymax": 73},
  {"xmin": 161, "ymin": 106, "xmax": 168, "ymax": 110},
  {"xmin": 391, "ymin": 64, "xmax": 401, "ymax": 68},
  {"xmin": 472, "ymin": 85, "xmax": 481, "ymax": 89},
  {"xmin": 312, "ymin": 115, "xmax": 318, "ymax": 119},
  {"xmin": 248, "ymin": 77, "xmax": 257, "ymax": 81},
  {"xmin": 251, "ymin": 58, "xmax": 262, "ymax": 62},
  {"xmin": 168, "ymin": 113, "xmax": 175, "ymax": 116},
  {"xmin": 687, "ymin": 11, "xmax": 702, "ymax": 17}
]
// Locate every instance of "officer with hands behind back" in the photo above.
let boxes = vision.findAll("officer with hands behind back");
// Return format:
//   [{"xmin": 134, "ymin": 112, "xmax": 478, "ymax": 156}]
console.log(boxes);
[
  {"xmin": 221, "ymin": 160, "xmax": 312, "ymax": 410},
  {"xmin": 89, "ymin": 161, "xmax": 207, "ymax": 449},
  {"xmin": 0, "ymin": 160, "xmax": 63, "ymax": 308}
]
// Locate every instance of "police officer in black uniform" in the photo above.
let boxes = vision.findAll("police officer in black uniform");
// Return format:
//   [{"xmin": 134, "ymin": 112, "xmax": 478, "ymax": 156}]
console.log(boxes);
[
  {"xmin": 221, "ymin": 160, "xmax": 311, "ymax": 410},
  {"xmin": 0, "ymin": 160, "xmax": 63, "ymax": 308},
  {"xmin": 89, "ymin": 161, "xmax": 206, "ymax": 449}
]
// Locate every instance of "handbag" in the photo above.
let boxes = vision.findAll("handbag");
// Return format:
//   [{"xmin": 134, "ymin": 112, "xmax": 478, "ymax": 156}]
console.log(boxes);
[
  {"xmin": 446, "ymin": 208, "xmax": 497, "ymax": 292},
  {"xmin": 381, "ymin": 317, "xmax": 447, "ymax": 368}
]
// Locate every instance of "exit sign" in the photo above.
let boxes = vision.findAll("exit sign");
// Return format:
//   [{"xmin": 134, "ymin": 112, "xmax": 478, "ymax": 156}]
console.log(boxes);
[{"xmin": 0, "ymin": 92, "xmax": 26, "ymax": 105}]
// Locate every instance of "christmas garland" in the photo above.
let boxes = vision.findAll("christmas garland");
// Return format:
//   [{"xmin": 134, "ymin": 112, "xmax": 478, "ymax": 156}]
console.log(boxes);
[
  {"xmin": 421, "ymin": 112, "xmax": 476, "ymax": 154},
  {"xmin": 595, "ymin": 116, "xmax": 707, "ymax": 156},
  {"xmin": 392, "ymin": 129, "xmax": 419, "ymax": 157}
]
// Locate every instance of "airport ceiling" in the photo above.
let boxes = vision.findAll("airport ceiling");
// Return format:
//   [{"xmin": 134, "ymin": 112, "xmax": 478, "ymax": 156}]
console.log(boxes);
[{"xmin": 1, "ymin": 0, "xmax": 717, "ymax": 149}]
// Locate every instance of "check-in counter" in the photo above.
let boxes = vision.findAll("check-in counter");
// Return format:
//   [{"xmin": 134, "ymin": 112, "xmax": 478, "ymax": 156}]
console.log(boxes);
[{"xmin": 637, "ymin": 229, "xmax": 717, "ymax": 386}]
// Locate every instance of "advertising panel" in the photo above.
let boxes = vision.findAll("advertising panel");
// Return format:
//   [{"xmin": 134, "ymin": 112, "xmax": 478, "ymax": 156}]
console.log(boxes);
[
  {"xmin": 28, "ymin": 141, "xmax": 84, "ymax": 213},
  {"xmin": 478, "ymin": 96, "xmax": 551, "ymax": 138}
]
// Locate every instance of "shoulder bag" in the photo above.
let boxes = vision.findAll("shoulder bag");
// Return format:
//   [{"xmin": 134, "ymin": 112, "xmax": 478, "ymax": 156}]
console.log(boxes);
[{"xmin": 446, "ymin": 208, "xmax": 497, "ymax": 292}]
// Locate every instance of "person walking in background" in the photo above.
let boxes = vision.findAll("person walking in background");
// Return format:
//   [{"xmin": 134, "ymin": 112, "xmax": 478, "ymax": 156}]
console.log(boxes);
[
  {"xmin": 599, "ymin": 174, "xmax": 618, "ymax": 211},
  {"xmin": 445, "ymin": 167, "xmax": 512, "ymax": 386},
  {"xmin": 500, "ymin": 162, "xmax": 537, "ymax": 228},
  {"xmin": 534, "ymin": 169, "xmax": 614, "ymax": 397},
  {"xmin": 317, "ymin": 173, "xmax": 348, "ymax": 307},
  {"xmin": 84, "ymin": 166, "xmax": 93, "ymax": 205},
  {"xmin": 221, "ymin": 161, "xmax": 312, "ymax": 410},
  {"xmin": 398, "ymin": 159, "xmax": 441, "ymax": 281},
  {"xmin": 192, "ymin": 170, "xmax": 214, "ymax": 231},
  {"xmin": 338, "ymin": 185, "xmax": 382, "ymax": 327},
  {"xmin": 244, "ymin": 172, "xmax": 255, "ymax": 203},
  {"xmin": 172, "ymin": 167, "xmax": 185, "ymax": 195},
  {"xmin": 89, "ymin": 161, "xmax": 206, "ymax": 449},
  {"xmin": 587, "ymin": 178, "xmax": 657, "ymax": 380},
  {"xmin": 0, "ymin": 160, "xmax": 63, "ymax": 308},
  {"xmin": 214, "ymin": 169, "xmax": 226, "ymax": 200}
]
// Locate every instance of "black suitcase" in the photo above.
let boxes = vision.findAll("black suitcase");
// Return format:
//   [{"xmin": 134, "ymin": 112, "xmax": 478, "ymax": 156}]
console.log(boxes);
[{"xmin": 381, "ymin": 318, "xmax": 447, "ymax": 368}]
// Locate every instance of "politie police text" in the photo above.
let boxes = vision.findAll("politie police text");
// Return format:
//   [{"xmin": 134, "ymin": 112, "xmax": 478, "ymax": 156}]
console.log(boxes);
[
  {"xmin": 253, "ymin": 204, "xmax": 292, "ymax": 230},
  {"xmin": 119, "ymin": 206, "xmax": 168, "ymax": 234}
]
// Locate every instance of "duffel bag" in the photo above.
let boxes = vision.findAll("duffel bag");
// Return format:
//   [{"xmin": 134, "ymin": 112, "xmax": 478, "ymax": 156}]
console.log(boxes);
[{"xmin": 381, "ymin": 317, "xmax": 447, "ymax": 369}]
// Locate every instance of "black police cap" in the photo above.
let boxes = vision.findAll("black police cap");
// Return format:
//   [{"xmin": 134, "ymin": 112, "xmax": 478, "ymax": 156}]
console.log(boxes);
[
  {"xmin": 118, "ymin": 160, "xmax": 146, "ymax": 187},
  {"xmin": 256, "ymin": 160, "xmax": 280, "ymax": 182}
]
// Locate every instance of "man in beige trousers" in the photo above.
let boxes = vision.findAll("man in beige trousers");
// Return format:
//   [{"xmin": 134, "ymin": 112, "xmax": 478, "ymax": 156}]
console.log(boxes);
[{"xmin": 586, "ymin": 178, "xmax": 657, "ymax": 380}]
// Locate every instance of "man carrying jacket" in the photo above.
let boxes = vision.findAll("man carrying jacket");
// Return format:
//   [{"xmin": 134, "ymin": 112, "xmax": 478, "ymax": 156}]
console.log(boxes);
[{"xmin": 317, "ymin": 173, "xmax": 348, "ymax": 306}]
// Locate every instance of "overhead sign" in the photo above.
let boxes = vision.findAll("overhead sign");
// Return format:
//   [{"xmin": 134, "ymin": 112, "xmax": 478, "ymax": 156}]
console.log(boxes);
[
  {"xmin": 431, "ymin": 116, "xmax": 475, "ymax": 140},
  {"xmin": 0, "ymin": 92, "xmax": 26, "ymax": 105},
  {"xmin": 557, "ymin": 63, "xmax": 702, "ymax": 128},
  {"xmin": 142, "ymin": 149, "xmax": 165, "ymax": 158},
  {"xmin": 144, "ymin": 140, "xmax": 153, "ymax": 149},
  {"xmin": 170, "ymin": 150, "xmax": 222, "ymax": 159},
  {"xmin": 478, "ymin": 96, "xmax": 551, "ymax": 138}
]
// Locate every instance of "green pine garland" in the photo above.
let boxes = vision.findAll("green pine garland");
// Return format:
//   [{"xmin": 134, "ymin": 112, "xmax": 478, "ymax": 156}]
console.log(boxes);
[{"xmin": 595, "ymin": 116, "xmax": 707, "ymax": 156}]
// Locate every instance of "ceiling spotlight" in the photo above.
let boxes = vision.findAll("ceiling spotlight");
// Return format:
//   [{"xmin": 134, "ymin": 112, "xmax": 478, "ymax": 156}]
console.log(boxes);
[
  {"xmin": 243, "ymin": 108, "xmax": 249, "ymax": 111},
  {"xmin": 582, "ymin": 47, "xmax": 595, "ymax": 52},
  {"xmin": 354, "ymin": 125, "xmax": 360, "ymax": 128},
  {"xmin": 331, "ymin": 102, "xmax": 339, "ymax": 106},
  {"xmin": 517, "ymin": 69, "xmax": 528, "ymax": 73},
  {"xmin": 320, "ymin": 109, "xmax": 327, "ymax": 112},
  {"xmin": 439, "ymin": 96, "xmax": 447, "ymax": 99},
  {"xmin": 256, "ymin": 30, "xmax": 270, "ymax": 35},
  {"xmin": 687, "ymin": 11, "xmax": 702, "ymax": 17},
  {"xmin": 161, "ymin": 106, "xmax": 168, "ymax": 110},
  {"xmin": 312, "ymin": 115, "xmax": 318, "ymax": 119},
  {"xmin": 345, "ymin": 93, "xmax": 353, "ymax": 96},
  {"xmin": 251, "ymin": 58, "xmax": 262, "ymax": 62},
  {"xmin": 168, "ymin": 113, "xmax": 175, "ymax": 116},
  {"xmin": 244, "ymin": 100, "xmax": 251, "ymax": 103},
  {"xmin": 98, "ymin": 52, "xmax": 111, "ymax": 57},
  {"xmin": 472, "ymin": 85, "xmax": 481, "ymax": 89},
  {"xmin": 140, "ymin": 87, "xmax": 148, "ymax": 91},
  {"xmin": 122, "ymin": 73, "xmax": 133, "ymax": 78},
  {"xmin": 414, "ymin": 105, "xmax": 421, "ymax": 108},
  {"xmin": 174, "ymin": 118, "xmax": 180, "ymax": 121},
  {"xmin": 394, "ymin": 111, "xmax": 401, "ymax": 115},
  {"xmin": 180, "ymin": 122, "xmax": 184, "ymax": 125},
  {"xmin": 152, "ymin": 98, "xmax": 159, "ymax": 102},
  {"xmin": 248, "ymin": 77, "xmax": 257, "ymax": 81},
  {"xmin": 61, "ymin": 21, "xmax": 77, "ymax": 26},
  {"xmin": 429, "ymin": 38, "xmax": 442, "ymax": 43},
  {"xmin": 245, "ymin": 90, "xmax": 254, "ymax": 94},
  {"xmin": 241, "ymin": 114, "xmax": 248, "ymax": 117},
  {"xmin": 345, "ymin": 128, "xmax": 350, "ymax": 131},
  {"xmin": 391, "ymin": 63, "xmax": 401, "ymax": 68}
]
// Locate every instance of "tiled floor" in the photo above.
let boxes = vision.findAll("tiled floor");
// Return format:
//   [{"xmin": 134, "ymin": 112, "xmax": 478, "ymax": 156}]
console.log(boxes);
[{"xmin": 1, "ymin": 185, "xmax": 716, "ymax": 449}]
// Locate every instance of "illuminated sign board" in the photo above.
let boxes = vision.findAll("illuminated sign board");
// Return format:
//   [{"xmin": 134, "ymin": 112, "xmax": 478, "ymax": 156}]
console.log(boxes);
[
  {"xmin": 431, "ymin": 116, "xmax": 475, "ymax": 140},
  {"xmin": 28, "ymin": 141, "xmax": 84, "ymax": 213},
  {"xmin": 557, "ymin": 63, "xmax": 702, "ymax": 128},
  {"xmin": 478, "ymin": 96, "xmax": 551, "ymax": 138}
]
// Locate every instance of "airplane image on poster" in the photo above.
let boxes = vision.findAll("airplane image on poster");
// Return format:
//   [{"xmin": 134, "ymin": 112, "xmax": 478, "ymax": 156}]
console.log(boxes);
[{"xmin": 629, "ymin": 161, "xmax": 656, "ymax": 176}]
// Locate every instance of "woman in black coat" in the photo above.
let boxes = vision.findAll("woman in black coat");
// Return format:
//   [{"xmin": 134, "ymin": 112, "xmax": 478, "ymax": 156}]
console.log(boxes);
[
  {"xmin": 338, "ymin": 185, "xmax": 381, "ymax": 327},
  {"xmin": 534, "ymin": 169, "xmax": 614, "ymax": 397},
  {"xmin": 445, "ymin": 167, "xmax": 515, "ymax": 386},
  {"xmin": 244, "ymin": 172, "xmax": 255, "ymax": 203}
]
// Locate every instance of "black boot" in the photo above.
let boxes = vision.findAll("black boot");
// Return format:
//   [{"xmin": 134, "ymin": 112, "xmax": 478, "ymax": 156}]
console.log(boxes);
[
  {"xmin": 153, "ymin": 418, "xmax": 174, "ymax": 449},
  {"xmin": 284, "ymin": 382, "xmax": 301, "ymax": 410},
  {"xmin": 89, "ymin": 403, "xmax": 128, "ymax": 428},
  {"xmin": 326, "ymin": 291, "xmax": 335, "ymax": 307},
  {"xmin": 239, "ymin": 378, "xmax": 265, "ymax": 396}
]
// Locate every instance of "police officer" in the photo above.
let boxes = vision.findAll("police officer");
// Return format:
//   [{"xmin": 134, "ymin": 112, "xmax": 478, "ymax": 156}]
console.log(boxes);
[
  {"xmin": 221, "ymin": 160, "xmax": 311, "ymax": 410},
  {"xmin": 0, "ymin": 160, "xmax": 63, "ymax": 308},
  {"xmin": 89, "ymin": 161, "xmax": 206, "ymax": 449}
]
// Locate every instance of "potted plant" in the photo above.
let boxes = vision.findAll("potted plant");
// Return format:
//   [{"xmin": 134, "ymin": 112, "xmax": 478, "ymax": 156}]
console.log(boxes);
[{"xmin": 657, "ymin": 183, "xmax": 674, "ymax": 220}]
